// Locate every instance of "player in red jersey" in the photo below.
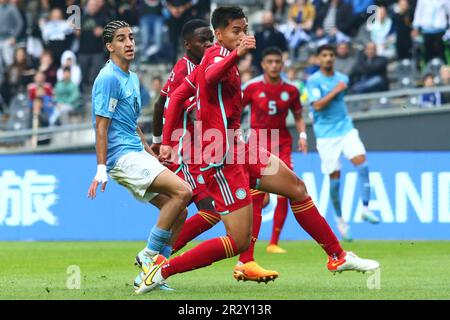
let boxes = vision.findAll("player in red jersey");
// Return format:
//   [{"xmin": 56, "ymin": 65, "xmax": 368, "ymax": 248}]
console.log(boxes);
[
  {"xmin": 141, "ymin": 19, "xmax": 277, "ymax": 284},
  {"xmin": 136, "ymin": 6, "xmax": 379, "ymax": 294},
  {"xmin": 242, "ymin": 47, "xmax": 308, "ymax": 254}
]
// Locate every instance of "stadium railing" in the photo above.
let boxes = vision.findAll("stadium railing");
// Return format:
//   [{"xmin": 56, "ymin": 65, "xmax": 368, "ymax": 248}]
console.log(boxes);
[{"xmin": 1, "ymin": 86, "xmax": 450, "ymax": 154}]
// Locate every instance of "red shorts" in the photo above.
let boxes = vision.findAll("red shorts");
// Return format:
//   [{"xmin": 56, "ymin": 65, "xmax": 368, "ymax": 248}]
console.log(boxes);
[
  {"xmin": 168, "ymin": 162, "xmax": 210, "ymax": 204},
  {"xmin": 201, "ymin": 144, "xmax": 271, "ymax": 214},
  {"xmin": 203, "ymin": 163, "xmax": 252, "ymax": 214}
]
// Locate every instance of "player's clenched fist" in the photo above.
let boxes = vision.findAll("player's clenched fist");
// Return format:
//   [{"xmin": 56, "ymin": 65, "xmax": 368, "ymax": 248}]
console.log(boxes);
[{"xmin": 237, "ymin": 35, "xmax": 256, "ymax": 57}]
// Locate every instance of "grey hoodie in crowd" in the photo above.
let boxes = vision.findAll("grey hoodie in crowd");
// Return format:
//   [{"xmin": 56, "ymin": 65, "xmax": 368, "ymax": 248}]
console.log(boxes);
[{"xmin": 0, "ymin": 2, "xmax": 24, "ymax": 40}]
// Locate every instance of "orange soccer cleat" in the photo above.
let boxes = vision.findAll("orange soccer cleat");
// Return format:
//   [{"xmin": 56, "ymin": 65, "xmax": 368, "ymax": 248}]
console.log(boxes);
[
  {"xmin": 266, "ymin": 244, "xmax": 287, "ymax": 254},
  {"xmin": 233, "ymin": 261, "xmax": 279, "ymax": 283}
]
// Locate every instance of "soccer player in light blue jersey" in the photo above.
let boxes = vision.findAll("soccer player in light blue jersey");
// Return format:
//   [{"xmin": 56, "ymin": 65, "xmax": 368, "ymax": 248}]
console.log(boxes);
[
  {"xmin": 306, "ymin": 44, "xmax": 380, "ymax": 242},
  {"xmin": 86, "ymin": 21, "xmax": 192, "ymax": 290}
]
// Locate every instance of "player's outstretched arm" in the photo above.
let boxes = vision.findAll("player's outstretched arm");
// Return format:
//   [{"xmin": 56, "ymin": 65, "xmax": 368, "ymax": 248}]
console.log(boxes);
[
  {"xmin": 150, "ymin": 94, "xmax": 167, "ymax": 155},
  {"xmin": 88, "ymin": 116, "xmax": 111, "ymax": 199}
]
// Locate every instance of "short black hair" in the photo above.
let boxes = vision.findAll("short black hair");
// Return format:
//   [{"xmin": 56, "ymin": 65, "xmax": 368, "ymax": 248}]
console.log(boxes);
[
  {"xmin": 63, "ymin": 66, "xmax": 71, "ymax": 73},
  {"xmin": 262, "ymin": 47, "xmax": 283, "ymax": 59},
  {"xmin": 211, "ymin": 6, "xmax": 246, "ymax": 30},
  {"xmin": 181, "ymin": 19, "xmax": 210, "ymax": 41},
  {"xmin": 103, "ymin": 20, "xmax": 130, "ymax": 45},
  {"xmin": 317, "ymin": 44, "xmax": 336, "ymax": 55}
]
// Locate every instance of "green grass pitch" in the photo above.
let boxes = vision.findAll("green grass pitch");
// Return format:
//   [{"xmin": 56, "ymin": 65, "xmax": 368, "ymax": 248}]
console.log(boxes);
[{"xmin": 1, "ymin": 240, "xmax": 449, "ymax": 300}]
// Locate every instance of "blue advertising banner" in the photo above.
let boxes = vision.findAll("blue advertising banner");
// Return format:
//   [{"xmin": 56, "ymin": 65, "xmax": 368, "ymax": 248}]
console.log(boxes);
[{"xmin": 0, "ymin": 152, "xmax": 449, "ymax": 240}]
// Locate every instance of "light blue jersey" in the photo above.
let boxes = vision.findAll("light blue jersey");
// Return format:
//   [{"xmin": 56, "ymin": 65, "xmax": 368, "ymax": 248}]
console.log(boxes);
[
  {"xmin": 92, "ymin": 60, "xmax": 143, "ymax": 170},
  {"xmin": 306, "ymin": 70, "xmax": 354, "ymax": 138}
]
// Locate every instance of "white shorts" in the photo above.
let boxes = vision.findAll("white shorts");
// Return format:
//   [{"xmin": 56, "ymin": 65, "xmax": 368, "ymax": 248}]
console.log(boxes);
[
  {"xmin": 316, "ymin": 129, "xmax": 366, "ymax": 174},
  {"xmin": 109, "ymin": 150, "xmax": 167, "ymax": 202}
]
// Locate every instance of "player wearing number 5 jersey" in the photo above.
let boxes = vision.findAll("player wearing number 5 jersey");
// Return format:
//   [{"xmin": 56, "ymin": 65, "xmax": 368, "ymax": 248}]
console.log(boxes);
[{"xmin": 242, "ymin": 47, "xmax": 308, "ymax": 254}]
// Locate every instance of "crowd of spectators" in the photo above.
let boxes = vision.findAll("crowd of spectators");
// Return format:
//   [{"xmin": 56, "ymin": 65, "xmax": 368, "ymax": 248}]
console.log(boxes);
[{"xmin": 0, "ymin": 0, "xmax": 449, "ymax": 147}]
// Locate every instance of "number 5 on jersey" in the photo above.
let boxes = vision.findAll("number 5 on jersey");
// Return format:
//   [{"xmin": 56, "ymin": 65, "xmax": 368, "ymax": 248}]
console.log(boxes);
[{"xmin": 268, "ymin": 100, "xmax": 277, "ymax": 115}]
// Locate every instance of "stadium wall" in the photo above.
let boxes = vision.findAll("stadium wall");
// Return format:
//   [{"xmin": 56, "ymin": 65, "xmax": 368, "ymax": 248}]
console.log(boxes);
[
  {"xmin": 294, "ymin": 106, "xmax": 450, "ymax": 152},
  {"xmin": 1, "ymin": 152, "xmax": 449, "ymax": 241}
]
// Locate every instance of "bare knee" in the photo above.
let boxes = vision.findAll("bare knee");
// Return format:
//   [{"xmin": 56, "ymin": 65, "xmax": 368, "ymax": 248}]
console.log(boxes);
[
  {"xmin": 291, "ymin": 177, "xmax": 309, "ymax": 202},
  {"xmin": 173, "ymin": 182, "xmax": 192, "ymax": 205}
]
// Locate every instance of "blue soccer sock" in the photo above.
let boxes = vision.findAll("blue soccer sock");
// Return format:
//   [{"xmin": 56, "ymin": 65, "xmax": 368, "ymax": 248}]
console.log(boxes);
[
  {"xmin": 329, "ymin": 178, "xmax": 343, "ymax": 217},
  {"xmin": 356, "ymin": 162, "xmax": 371, "ymax": 207},
  {"xmin": 146, "ymin": 226, "xmax": 172, "ymax": 254},
  {"xmin": 160, "ymin": 245, "xmax": 173, "ymax": 259}
]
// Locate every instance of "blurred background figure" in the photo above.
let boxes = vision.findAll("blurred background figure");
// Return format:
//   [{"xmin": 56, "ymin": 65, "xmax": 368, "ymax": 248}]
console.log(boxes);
[
  {"xmin": 0, "ymin": 0, "xmax": 24, "ymax": 67},
  {"xmin": 412, "ymin": 0, "xmax": 450, "ymax": 63},
  {"xmin": 56, "ymin": 50, "xmax": 82, "ymax": 87},
  {"xmin": 419, "ymin": 73, "xmax": 442, "ymax": 108},
  {"xmin": 54, "ymin": 66, "xmax": 81, "ymax": 123},
  {"xmin": 139, "ymin": 0, "xmax": 165, "ymax": 63},
  {"xmin": 349, "ymin": 42, "xmax": 389, "ymax": 94}
]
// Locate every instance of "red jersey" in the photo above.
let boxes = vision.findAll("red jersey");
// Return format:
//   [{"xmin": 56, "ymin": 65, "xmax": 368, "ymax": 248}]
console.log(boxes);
[
  {"xmin": 192, "ymin": 43, "xmax": 242, "ymax": 166},
  {"xmin": 243, "ymin": 74, "xmax": 302, "ymax": 134},
  {"xmin": 160, "ymin": 55, "xmax": 197, "ymax": 151}
]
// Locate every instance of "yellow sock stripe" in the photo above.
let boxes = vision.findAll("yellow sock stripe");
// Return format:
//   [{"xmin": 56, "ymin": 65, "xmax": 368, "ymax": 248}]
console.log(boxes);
[
  {"xmin": 291, "ymin": 200, "xmax": 314, "ymax": 211},
  {"xmin": 203, "ymin": 211, "xmax": 221, "ymax": 223},
  {"xmin": 223, "ymin": 236, "xmax": 235, "ymax": 257},
  {"xmin": 219, "ymin": 236, "xmax": 232, "ymax": 258},
  {"xmin": 292, "ymin": 202, "xmax": 315, "ymax": 213},
  {"xmin": 198, "ymin": 211, "xmax": 217, "ymax": 226}
]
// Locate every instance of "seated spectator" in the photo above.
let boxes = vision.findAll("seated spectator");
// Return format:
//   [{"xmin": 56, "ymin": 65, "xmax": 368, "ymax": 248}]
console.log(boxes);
[
  {"xmin": 350, "ymin": 42, "xmax": 389, "ymax": 94},
  {"xmin": 303, "ymin": 52, "xmax": 320, "ymax": 80},
  {"xmin": 334, "ymin": 41, "xmax": 356, "ymax": 76},
  {"xmin": 30, "ymin": 97, "xmax": 51, "ymax": 146},
  {"xmin": 367, "ymin": 5, "xmax": 395, "ymax": 59},
  {"xmin": 28, "ymin": 71, "xmax": 53, "ymax": 102},
  {"xmin": 439, "ymin": 65, "xmax": 450, "ymax": 104},
  {"xmin": 419, "ymin": 73, "xmax": 442, "ymax": 108},
  {"xmin": 2, "ymin": 47, "xmax": 36, "ymax": 106},
  {"xmin": 57, "ymin": 50, "xmax": 82, "ymax": 87},
  {"xmin": 253, "ymin": 11, "xmax": 288, "ymax": 73},
  {"xmin": 37, "ymin": 50, "xmax": 58, "ymax": 86},
  {"xmin": 40, "ymin": 8, "xmax": 74, "ymax": 64},
  {"xmin": 55, "ymin": 67, "xmax": 81, "ymax": 124},
  {"xmin": 313, "ymin": 0, "xmax": 354, "ymax": 43}
]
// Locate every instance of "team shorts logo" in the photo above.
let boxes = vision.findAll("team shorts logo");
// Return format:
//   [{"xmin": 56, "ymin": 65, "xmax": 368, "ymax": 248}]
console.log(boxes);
[
  {"xmin": 235, "ymin": 188, "xmax": 247, "ymax": 200},
  {"xmin": 141, "ymin": 169, "xmax": 150, "ymax": 178},
  {"xmin": 281, "ymin": 91, "xmax": 290, "ymax": 101},
  {"xmin": 197, "ymin": 174, "xmax": 205, "ymax": 184}
]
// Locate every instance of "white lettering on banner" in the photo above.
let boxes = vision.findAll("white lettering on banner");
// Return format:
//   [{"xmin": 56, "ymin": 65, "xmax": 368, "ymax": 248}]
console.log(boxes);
[
  {"xmin": 300, "ymin": 171, "xmax": 449, "ymax": 224},
  {"xmin": 0, "ymin": 170, "xmax": 58, "ymax": 226},
  {"xmin": 396, "ymin": 172, "xmax": 433, "ymax": 223},
  {"xmin": 438, "ymin": 173, "xmax": 450, "ymax": 223}
]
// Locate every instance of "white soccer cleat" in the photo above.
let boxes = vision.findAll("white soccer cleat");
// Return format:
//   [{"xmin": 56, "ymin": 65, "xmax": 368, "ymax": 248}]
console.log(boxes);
[
  {"xmin": 361, "ymin": 207, "xmax": 380, "ymax": 224},
  {"xmin": 135, "ymin": 254, "xmax": 168, "ymax": 294},
  {"xmin": 328, "ymin": 251, "xmax": 380, "ymax": 274},
  {"xmin": 335, "ymin": 217, "xmax": 353, "ymax": 242}
]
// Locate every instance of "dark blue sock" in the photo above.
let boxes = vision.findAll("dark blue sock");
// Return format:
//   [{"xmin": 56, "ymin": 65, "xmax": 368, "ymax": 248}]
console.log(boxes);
[{"xmin": 160, "ymin": 245, "xmax": 173, "ymax": 258}]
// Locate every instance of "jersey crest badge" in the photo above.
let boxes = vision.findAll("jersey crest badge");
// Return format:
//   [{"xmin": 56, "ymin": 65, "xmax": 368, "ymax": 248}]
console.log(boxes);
[{"xmin": 281, "ymin": 91, "xmax": 290, "ymax": 101}]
